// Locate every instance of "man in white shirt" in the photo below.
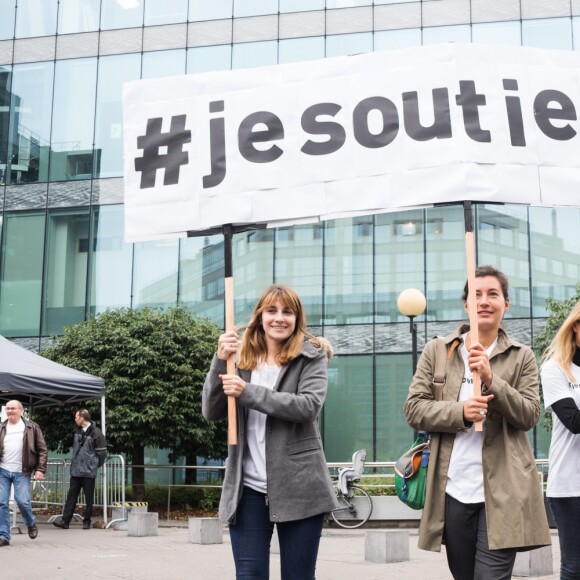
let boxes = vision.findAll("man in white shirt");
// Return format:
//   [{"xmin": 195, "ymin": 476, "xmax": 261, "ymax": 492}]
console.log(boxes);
[{"xmin": 0, "ymin": 400, "xmax": 47, "ymax": 546}]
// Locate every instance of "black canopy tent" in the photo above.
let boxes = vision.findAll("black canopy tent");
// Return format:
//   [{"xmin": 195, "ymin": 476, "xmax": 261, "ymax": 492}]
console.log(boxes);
[
  {"xmin": 0, "ymin": 335, "xmax": 105, "ymax": 412},
  {"xmin": 0, "ymin": 335, "xmax": 110, "ymax": 521}
]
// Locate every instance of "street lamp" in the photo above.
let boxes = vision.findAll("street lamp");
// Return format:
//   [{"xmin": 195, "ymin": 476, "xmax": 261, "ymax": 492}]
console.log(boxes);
[
  {"xmin": 397, "ymin": 288, "xmax": 427, "ymax": 376},
  {"xmin": 398, "ymin": 288, "xmax": 427, "ymax": 441}
]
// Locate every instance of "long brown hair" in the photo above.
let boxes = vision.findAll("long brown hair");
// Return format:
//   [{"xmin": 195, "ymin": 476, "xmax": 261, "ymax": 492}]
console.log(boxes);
[
  {"xmin": 238, "ymin": 285, "xmax": 307, "ymax": 370},
  {"xmin": 542, "ymin": 300, "xmax": 580, "ymax": 382}
]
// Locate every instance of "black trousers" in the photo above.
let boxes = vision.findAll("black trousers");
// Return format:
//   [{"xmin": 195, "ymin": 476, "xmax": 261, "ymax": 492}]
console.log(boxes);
[
  {"xmin": 62, "ymin": 476, "xmax": 96, "ymax": 524},
  {"xmin": 443, "ymin": 493, "xmax": 517, "ymax": 580}
]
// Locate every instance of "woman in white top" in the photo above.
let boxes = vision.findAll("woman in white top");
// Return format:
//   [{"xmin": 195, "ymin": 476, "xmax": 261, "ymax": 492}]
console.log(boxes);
[
  {"xmin": 541, "ymin": 300, "xmax": 580, "ymax": 580},
  {"xmin": 202, "ymin": 284, "xmax": 337, "ymax": 579}
]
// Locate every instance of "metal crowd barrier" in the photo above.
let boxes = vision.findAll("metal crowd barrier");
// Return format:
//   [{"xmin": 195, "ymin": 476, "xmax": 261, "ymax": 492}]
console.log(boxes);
[{"xmin": 30, "ymin": 455, "xmax": 126, "ymax": 527}]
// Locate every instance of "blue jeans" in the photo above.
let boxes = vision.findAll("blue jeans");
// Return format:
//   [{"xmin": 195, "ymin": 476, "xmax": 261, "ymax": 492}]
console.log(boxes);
[
  {"xmin": 548, "ymin": 497, "xmax": 580, "ymax": 580},
  {"xmin": 229, "ymin": 486, "xmax": 324, "ymax": 580},
  {"xmin": 0, "ymin": 467, "xmax": 35, "ymax": 541}
]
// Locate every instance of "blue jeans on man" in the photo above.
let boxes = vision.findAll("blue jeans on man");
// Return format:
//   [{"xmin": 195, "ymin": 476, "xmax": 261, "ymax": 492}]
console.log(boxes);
[{"xmin": 0, "ymin": 467, "xmax": 35, "ymax": 542}]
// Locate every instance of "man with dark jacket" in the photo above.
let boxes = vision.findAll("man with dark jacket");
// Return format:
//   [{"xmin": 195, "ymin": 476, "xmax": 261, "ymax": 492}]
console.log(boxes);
[
  {"xmin": 54, "ymin": 409, "xmax": 107, "ymax": 530},
  {"xmin": 0, "ymin": 400, "xmax": 47, "ymax": 546}
]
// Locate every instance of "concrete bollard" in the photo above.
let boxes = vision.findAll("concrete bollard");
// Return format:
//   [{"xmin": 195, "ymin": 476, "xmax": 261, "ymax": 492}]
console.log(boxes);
[
  {"xmin": 365, "ymin": 530, "xmax": 410, "ymax": 564},
  {"xmin": 127, "ymin": 512, "xmax": 158, "ymax": 537},
  {"xmin": 188, "ymin": 518, "xmax": 223, "ymax": 545},
  {"xmin": 111, "ymin": 504, "xmax": 148, "ymax": 531},
  {"xmin": 513, "ymin": 546, "xmax": 553, "ymax": 577}
]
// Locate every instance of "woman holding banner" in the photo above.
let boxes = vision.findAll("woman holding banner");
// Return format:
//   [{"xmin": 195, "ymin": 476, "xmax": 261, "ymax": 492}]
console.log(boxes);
[
  {"xmin": 541, "ymin": 300, "xmax": 580, "ymax": 580},
  {"xmin": 404, "ymin": 265, "xmax": 550, "ymax": 580},
  {"xmin": 202, "ymin": 284, "xmax": 337, "ymax": 579}
]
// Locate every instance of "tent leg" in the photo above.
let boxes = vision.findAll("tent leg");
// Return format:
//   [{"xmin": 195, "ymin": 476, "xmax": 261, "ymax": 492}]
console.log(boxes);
[{"xmin": 101, "ymin": 396, "xmax": 108, "ymax": 524}]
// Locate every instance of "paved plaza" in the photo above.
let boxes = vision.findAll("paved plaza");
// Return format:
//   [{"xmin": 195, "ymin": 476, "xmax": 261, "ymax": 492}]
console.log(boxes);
[{"xmin": 3, "ymin": 517, "xmax": 561, "ymax": 580}]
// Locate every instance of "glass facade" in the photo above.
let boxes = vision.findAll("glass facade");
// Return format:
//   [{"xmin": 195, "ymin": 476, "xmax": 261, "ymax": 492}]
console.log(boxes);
[{"xmin": 1, "ymin": 0, "xmax": 579, "ymax": 462}]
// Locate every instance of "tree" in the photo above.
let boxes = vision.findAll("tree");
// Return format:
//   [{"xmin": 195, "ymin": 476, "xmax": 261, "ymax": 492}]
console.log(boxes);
[
  {"xmin": 33, "ymin": 306, "xmax": 227, "ymax": 499},
  {"xmin": 534, "ymin": 284, "xmax": 580, "ymax": 430}
]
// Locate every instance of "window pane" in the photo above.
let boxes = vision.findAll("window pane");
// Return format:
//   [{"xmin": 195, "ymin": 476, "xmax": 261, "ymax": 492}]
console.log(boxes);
[
  {"xmin": 100, "ymin": 0, "xmax": 144, "ymax": 30},
  {"xmin": 323, "ymin": 355, "xmax": 373, "ymax": 462},
  {"xmin": 278, "ymin": 37, "xmax": 325, "ymax": 64},
  {"xmin": 142, "ymin": 50, "xmax": 186, "ymax": 79},
  {"xmin": 472, "ymin": 21, "xmax": 521, "ymax": 46},
  {"xmin": 93, "ymin": 53, "xmax": 141, "ymax": 178},
  {"xmin": 42, "ymin": 209, "xmax": 90, "ymax": 335},
  {"xmin": 233, "ymin": 229, "xmax": 274, "ymax": 323},
  {"xmin": 422, "ymin": 24, "xmax": 471, "ymax": 44},
  {"xmin": 132, "ymin": 239, "xmax": 179, "ymax": 308},
  {"xmin": 324, "ymin": 218, "xmax": 373, "ymax": 324},
  {"xmin": 522, "ymin": 18, "xmax": 572, "ymax": 50},
  {"xmin": 50, "ymin": 58, "xmax": 97, "ymax": 182},
  {"xmin": 57, "ymin": 0, "xmax": 100, "ymax": 34},
  {"xmin": 477, "ymin": 204, "xmax": 531, "ymax": 319},
  {"xmin": 376, "ymin": 354, "xmax": 415, "ymax": 460},
  {"xmin": 179, "ymin": 234, "xmax": 224, "ymax": 326},
  {"xmin": 89, "ymin": 205, "xmax": 133, "ymax": 313},
  {"xmin": 233, "ymin": 0, "xmax": 278, "ymax": 18},
  {"xmin": 189, "ymin": 0, "xmax": 233, "ymax": 21},
  {"xmin": 376, "ymin": 210, "xmax": 425, "ymax": 323},
  {"xmin": 573, "ymin": 17, "xmax": 580, "ymax": 51},
  {"xmin": 374, "ymin": 28, "xmax": 421, "ymax": 51},
  {"xmin": 280, "ymin": 0, "xmax": 324, "ymax": 12},
  {"xmin": 425, "ymin": 205, "xmax": 466, "ymax": 321},
  {"xmin": 0, "ymin": 66, "xmax": 11, "ymax": 186},
  {"xmin": 327, "ymin": 0, "xmax": 371, "ymax": 7},
  {"xmin": 15, "ymin": 0, "xmax": 58, "ymax": 38},
  {"xmin": 529, "ymin": 206, "xmax": 580, "ymax": 316},
  {"xmin": 0, "ymin": 1, "xmax": 16, "ymax": 40},
  {"xmin": 326, "ymin": 32, "xmax": 373, "ymax": 57},
  {"xmin": 8, "ymin": 62, "xmax": 54, "ymax": 185},
  {"xmin": 232, "ymin": 41, "xmax": 278, "ymax": 69},
  {"xmin": 0, "ymin": 213, "xmax": 45, "ymax": 337},
  {"xmin": 144, "ymin": 0, "xmax": 188, "ymax": 26},
  {"xmin": 187, "ymin": 45, "xmax": 232, "ymax": 74},
  {"xmin": 274, "ymin": 224, "xmax": 323, "ymax": 325}
]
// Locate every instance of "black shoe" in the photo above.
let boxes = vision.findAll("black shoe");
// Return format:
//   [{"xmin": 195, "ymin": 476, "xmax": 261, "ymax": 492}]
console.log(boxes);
[
  {"xmin": 28, "ymin": 523, "xmax": 38, "ymax": 539},
  {"xmin": 53, "ymin": 521, "xmax": 69, "ymax": 529},
  {"xmin": 0, "ymin": 538, "xmax": 9, "ymax": 546},
  {"xmin": 83, "ymin": 521, "xmax": 91, "ymax": 530}
]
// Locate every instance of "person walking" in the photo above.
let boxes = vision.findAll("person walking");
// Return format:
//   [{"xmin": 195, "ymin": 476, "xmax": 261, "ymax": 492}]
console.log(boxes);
[
  {"xmin": 0, "ymin": 400, "xmax": 47, "ymax": 546},
  {"xmin": 203, "ymin": 284, "xmax": 338, "ymax": 579},
  {"xmin": 53, "ymin": 409, "xmax": 107, "ymax": 530},
  {"xmin": 404, "ymin": 265, "xmax": 551, "ymax": 580},
  {"xmin": 541, "ymin": 300, "xmax": 580, "ymax": 580}
]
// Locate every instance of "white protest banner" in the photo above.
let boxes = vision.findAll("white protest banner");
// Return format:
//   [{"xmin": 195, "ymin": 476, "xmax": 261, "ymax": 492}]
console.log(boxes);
[{"xmin": 123, "ymin": 42, "xmax": 580, "ymax": 242}]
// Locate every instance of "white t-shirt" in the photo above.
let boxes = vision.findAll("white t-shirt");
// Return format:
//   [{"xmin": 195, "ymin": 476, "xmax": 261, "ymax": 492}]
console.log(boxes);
[
  {"xmin": 242, "ymin": 363, "xmax": 281, "ymax": 493},
  {"xmin": 0, "ymin": 419, "xmax": 25, "ymax": 472},
  {"xmin": 446, "ymin": 334, "xmax": 497, "ymax": 504},
  {"xmin": 541, "ymin": 359, "xmax": 580, "ymax": 498}
]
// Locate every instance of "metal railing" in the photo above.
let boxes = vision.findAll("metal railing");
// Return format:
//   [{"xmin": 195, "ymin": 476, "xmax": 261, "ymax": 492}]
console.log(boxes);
[{"xmin": 29, "ymin": 458, "xmax": 549, "ymax": 523}]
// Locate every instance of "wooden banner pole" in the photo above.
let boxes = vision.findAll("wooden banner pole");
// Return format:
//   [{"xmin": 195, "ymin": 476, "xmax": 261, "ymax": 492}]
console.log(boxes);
[
  {"xmin": 464, "ymin": 202, "xmax": 483, "ymax": 433},
  {"xmin": 223, "ymin": 225, "xmax": 237, "ymax": 445}
]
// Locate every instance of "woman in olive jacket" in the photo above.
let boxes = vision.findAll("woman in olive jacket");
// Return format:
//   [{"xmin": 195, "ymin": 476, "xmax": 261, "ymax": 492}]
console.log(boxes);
[
  {"xmin": 203, "ymin": 284, "xmax": 337, "ymax": 580},
  {"xmin": 404, "ymin": 266, "xmax": 550, "ymax": 580}
]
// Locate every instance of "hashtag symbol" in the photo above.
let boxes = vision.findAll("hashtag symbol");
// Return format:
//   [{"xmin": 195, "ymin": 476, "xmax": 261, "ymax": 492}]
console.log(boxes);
[{"xmin": 134, "ymin": 115, "xmax": 191, "ymax": 189}]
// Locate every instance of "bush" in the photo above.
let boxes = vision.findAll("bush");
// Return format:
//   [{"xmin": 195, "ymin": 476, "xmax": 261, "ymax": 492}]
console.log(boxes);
[{"xmin": 125, "ymin": 485, "xmax": 221, "ymax": 512}]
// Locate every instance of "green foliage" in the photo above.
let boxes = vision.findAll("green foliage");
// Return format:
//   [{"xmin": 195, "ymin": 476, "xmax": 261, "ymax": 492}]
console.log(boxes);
[
  {"xmin": 33, "ymin": 306, "xmax": 227, "ymax": 463},
  {"xmin": 534, "ymin": 284, "xmax": 580, "ymax": 430},
  {"xmin": 126, "ymin": 484, "xmax": 221, "ymax": 512}
]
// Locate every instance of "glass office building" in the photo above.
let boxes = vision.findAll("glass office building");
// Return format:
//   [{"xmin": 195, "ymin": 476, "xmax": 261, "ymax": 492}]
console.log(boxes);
[{"xmin": 0, "ymin": 0, "xmax": 579, "ymax": 462}]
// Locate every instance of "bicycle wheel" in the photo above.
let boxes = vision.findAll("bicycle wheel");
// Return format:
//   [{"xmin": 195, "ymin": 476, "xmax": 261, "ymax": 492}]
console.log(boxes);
[{"xmin": 330, "ymin": 485, "xmax": 373, "ymax": 529}]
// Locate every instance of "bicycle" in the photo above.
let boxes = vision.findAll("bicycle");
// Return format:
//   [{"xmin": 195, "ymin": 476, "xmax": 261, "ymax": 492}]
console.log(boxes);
[{"xmin": 329, "ymin": 449, "xmax": 373, "ymax": 529}]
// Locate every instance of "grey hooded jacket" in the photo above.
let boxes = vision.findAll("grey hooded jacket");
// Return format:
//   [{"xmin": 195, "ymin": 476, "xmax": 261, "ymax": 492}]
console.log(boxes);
[{"xmin": 202, "ymin": 340, "xmax": 338, "ymax": 524}]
